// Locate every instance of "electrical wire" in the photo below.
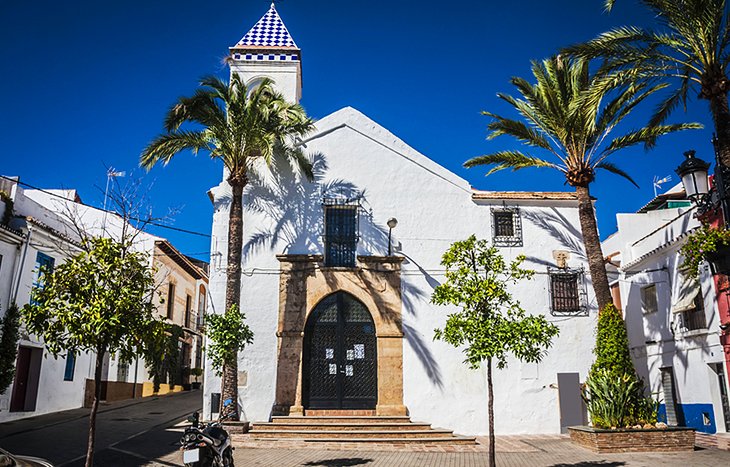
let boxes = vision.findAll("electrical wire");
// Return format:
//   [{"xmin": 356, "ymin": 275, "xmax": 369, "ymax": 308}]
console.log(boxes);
[{"xmin": 0, "ymin": 174, "xmax": 211, "ymax": 238}]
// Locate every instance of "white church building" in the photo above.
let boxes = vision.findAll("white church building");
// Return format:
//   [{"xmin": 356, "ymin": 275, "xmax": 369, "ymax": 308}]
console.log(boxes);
[{"xmin": 203, "ymin": 4, "xmax": 598, "ymax": 436}]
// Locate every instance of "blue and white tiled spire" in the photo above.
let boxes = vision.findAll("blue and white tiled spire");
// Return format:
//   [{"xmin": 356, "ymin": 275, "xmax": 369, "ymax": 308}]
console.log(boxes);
[
  {"xmin": 230, "ymin": 3, "xmax": 300, "ymax": 62},
  {"xmin": 236, "ymin": 2, "xmax": 298, "ymax": 48}
]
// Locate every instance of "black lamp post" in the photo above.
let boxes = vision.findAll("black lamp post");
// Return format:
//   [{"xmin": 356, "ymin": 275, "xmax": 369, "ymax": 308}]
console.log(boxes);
[
  {"xmin": 675, "ymin": 138, "xmax": 730, "ymax": 220},
  {"xmin": 387, "ymin": 217, "xmax": 398, "ymax": 256},
  {"xmin": 675, "ymin": 150, "xmax": 710, "ymax": 202}
]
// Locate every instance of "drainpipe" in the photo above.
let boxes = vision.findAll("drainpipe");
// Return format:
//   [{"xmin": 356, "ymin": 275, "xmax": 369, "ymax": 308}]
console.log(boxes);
[{"xmin": 11, "ymin": 224, "xmax": 33, "ymax": 305}]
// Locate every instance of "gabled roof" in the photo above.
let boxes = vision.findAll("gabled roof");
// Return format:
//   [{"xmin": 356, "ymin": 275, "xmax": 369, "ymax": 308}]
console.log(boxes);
[
  {"xmin": 235, "ymin": 3, "xmax": 298, "ymax": 49},
  {"xmin": 155, "ymin": 240, "xmax": 208, "ymax": 281},
  {"xmin": 471, "ymin": 190, "xmax": 578, "ymax": 201}
]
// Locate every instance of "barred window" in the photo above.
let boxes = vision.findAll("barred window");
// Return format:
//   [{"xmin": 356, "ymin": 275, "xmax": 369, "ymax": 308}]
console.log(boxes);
[
  {"xmin": 681, "ymin": 294, "xmax": 707, "ymax": 331},
  {"xmin": 323, "ymin": 201, "xmax": 359, "ymax": 267},
  {"xmin": 641, "ymin": 284, "xmax": 658, "ymax": 314},
  {"xmin": 548, "ymin": 267, "xmax": 587, "ymax": 316},
  {"xmin": 491, "ymin": 207, "xmax": 522, "ymax": 247}
]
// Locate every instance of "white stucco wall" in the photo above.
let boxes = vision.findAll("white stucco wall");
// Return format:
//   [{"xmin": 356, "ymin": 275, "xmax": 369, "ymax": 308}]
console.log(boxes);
[
  {"xmin": 0, "ymin": 223, "xmax": 95, "ymax": 421},
  {"xmin": 204, "ymin": 106, "xmax": 598, "ymax": 434},
  {"xmin": 606, "ymin": 207, "xmax": 730, "ymax": 433}
]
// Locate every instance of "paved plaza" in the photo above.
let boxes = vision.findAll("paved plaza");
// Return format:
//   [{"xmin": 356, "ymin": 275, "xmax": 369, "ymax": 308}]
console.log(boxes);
[
  {"xmin": 224, "ymin": 435, "xmax": 730, "ymax": 467},
  {"xmin": 2, "ymin": 394, "xmax": 730, "ymax": 466}
]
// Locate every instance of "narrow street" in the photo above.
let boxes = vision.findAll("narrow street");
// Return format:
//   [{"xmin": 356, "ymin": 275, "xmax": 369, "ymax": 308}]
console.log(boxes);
[{"xmin": 0, "ymin": 390, "xmax": 201, "ymax": 466}]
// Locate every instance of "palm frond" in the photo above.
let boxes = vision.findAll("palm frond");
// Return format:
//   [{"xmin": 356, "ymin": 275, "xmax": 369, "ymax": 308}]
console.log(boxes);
[
  {"xmin": 648, "ymin": 75, "xmax": 691, "ymax": 127},
  {"xmin": 605, "ymin": 122, "xmax": 702, "ymax": 153},
  {"xmin": 464, "ymin": 151, "xmax": 562, "ymax": 175},
  {"xmin": 594, "ymin": 161, "xmax": 639, "ymax": 188},
  {"xmin": 483, "ymin": 112, "xmax": 553, "ymax": 150},
  {"xmin": 140, "ymin": 131, "xmax": 211, "ymax": 169}
]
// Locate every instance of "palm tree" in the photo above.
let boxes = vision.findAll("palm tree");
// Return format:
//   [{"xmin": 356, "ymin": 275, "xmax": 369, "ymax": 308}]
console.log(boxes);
[
  {"xmin": 567, "ymin": 0, "xmax": 730, "ymax": 165},
  {"xmin": 465, "ymin": 56, "xmax": 700, "ymax": 311},
  {"xmin": 141, "ymin": 74, "xmax": 314, "ymax": 420}
]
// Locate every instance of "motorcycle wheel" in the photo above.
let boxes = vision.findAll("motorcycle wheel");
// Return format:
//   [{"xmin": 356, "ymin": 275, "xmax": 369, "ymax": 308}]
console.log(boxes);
[{"xmin": 223, "ymin": 447, "xmax": 234, "ymax": 467}]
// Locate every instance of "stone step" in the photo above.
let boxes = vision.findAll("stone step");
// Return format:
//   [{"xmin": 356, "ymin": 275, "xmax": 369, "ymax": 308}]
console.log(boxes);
[
  {"xmin": 253, "ymin": 422, "xmax": 432, "ymax": 431},
  {"xmin": 270, "ymin": 415, "xmax": 411, "ymax": 424},
  {"xmin": 305, "ymin": 409, "xmax": 376, "ymax": 416},
  {"xmin": 242, "ymin": 436, "xmax": 478, "ymax": 445},
  {"xmin": 250, "ymin": 429, "xmax": 455, "ymax": 439}
]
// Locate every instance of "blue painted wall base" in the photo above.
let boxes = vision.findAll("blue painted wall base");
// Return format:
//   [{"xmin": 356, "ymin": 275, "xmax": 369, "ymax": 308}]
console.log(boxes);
[{"xmin": 658, "ymin": 403, "xmax": 716, "ymax": 433}]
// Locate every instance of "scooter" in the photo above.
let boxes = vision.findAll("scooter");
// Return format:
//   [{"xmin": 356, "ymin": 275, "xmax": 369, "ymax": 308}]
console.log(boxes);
[{"xmin": 181, "ymin": 410, "xmax": 234, "ymax": 467}]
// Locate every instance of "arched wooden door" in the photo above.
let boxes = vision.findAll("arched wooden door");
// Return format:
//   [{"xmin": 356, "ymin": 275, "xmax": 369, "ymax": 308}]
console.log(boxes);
[{"xmin": 303, "ymin": 292, "xmax": 377, "ymax": 409}]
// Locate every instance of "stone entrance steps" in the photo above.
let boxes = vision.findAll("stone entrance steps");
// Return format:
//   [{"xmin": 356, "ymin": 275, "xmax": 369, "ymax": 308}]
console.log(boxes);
[{"xmin": 244, "ymin": 415, "xmax": 477, "ymax": 445}]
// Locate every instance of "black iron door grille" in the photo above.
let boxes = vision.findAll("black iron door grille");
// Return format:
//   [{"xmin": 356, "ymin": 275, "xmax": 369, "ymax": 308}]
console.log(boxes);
[{"xmin": 304, "ymin": 292, "xmax": 377, "ymax": 409}]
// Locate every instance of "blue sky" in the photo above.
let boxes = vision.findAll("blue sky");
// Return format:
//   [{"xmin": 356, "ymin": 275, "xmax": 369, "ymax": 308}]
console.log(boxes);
[{"xmin": 0, "ymin": 1, "xmax": 718, "ymax": 260}]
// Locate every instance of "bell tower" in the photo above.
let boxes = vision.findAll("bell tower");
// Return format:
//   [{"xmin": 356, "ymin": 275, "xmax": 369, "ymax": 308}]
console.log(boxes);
[{"xmin": 229, "ymin": 3, "xmax": 302, "ymax": 104}]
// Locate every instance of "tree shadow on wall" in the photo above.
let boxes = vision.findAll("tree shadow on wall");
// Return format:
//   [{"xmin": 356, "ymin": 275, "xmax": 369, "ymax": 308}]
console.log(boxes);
[
  {"xmin": 521, "ymin": 207, "xmax": 586, "ymax": 268},
  {"xmin": 244, "ymin": 152, "xmax": 395, "ymax": 257},
  {"xmin": 244, "ymin": 152, "xmax": 443, "ymax": 389}
]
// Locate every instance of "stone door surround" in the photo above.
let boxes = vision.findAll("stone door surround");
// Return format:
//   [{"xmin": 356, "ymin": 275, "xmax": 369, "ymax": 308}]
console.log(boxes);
[{"xmin": 273, "ymin": 254, "xmax": 406, "ymax": 416}]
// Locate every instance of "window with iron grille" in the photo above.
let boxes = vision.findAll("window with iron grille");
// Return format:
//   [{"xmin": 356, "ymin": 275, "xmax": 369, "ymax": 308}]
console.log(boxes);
[
  {"xmin": 641, "ymin": 284, "xmax": 658, "ymax": 314},
  {"xmin": 323, "ymin": 200, "xmax": 359, "ymax": 267},
  {"xmin": 491, "ymin": 207, "xmax": 522, "ymax": 247},
  {"xmin": 548, "ymin": 267, "xmax": 587, "ymax": 316},
  {"xmin": 681, "ymin": 294, "xmax": 707, "ymax": 331}
]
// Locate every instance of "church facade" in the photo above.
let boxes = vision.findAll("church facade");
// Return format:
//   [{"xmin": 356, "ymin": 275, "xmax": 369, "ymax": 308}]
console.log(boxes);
[{"xmin": 203, "ymin": 4, "xmax": 598, "ymax": 435}]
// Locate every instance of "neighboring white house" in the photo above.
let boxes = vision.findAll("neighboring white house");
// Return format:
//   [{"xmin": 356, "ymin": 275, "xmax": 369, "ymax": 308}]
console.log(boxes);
[
  {"xmin": 203, "ymin": 3, "xmax": 600, "ymax": 436},
  {"xmin": 0, "ymin": 178, "xmax": 208, "ymax": 421},
  {"xmin": 602, "ymin": 184, "xmax": 730, "ymax": 434}
]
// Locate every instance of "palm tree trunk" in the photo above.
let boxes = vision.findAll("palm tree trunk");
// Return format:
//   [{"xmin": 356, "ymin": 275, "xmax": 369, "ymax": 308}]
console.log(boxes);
[
  {"xmin": 85, "ymin": 345, "xmax": 105, "ymax": 467},
  {"xmin": 221, "ymin": 179, "xmax": 245, "ymax": 421},
  {"xmin": 487, "ymin": 357, "xmax": 495, "ymax": 467},
  {"xmin": 575, "ymin": 185, "xmax": 612, "ymax": 312},
  {"xmin": 709, "ymin": 90, "xmax": 730, "ymax": 168}
]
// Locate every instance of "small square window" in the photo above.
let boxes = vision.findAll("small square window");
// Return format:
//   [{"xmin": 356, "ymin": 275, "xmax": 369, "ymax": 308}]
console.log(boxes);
[
  {"xmin": 548, "ymin": 267, "xmax": 587, "ymax": 316},
  {"xmin": 494, "ymin": 212, "xmax": 514, "ymax": 237},
  {"xmin": 641, "ymin": 284, "xmax": 658, "ymax": 314},
  {"xmin": 491, "ymin": 207, "xmax": 522, "ymax": 247}
]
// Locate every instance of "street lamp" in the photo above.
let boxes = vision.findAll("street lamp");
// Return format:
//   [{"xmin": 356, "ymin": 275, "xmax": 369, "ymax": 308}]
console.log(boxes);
[
  {"xmin": 387, "ymin": 217, "xmax": 398, "ymax": 256},
  {"xmin": 675, "ymin": 150, "xmax": 710, "ymax": 201}
]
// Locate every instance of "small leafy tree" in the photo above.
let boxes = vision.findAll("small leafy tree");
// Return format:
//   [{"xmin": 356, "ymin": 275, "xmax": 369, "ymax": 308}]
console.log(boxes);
[
  {"xmin": 0, "ymin": 303, "xmax": 20, "ymax": 394},
  {"xmin": 591, "ymin": 304, "xmax": 635, "ymax": 381},
  {"xmin": 206, "ymin": 304, "xmax": 253, "ymax": 416},
  {"xmin": 431, "ymin": 236, "xmax": 560, "ymax": 467},
  {"xmin": 585, "ymin": 304, "xmax": 657, "ymax": 428},
  {"xmin": 22, "ymin": 237, "xmax": 165, "ymax": 467}
]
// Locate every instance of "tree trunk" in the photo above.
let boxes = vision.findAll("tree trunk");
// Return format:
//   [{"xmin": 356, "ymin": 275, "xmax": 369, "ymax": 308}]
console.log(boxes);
[
  {"xmin": 85, "ymin": 346, "xmax": 105, "ymax": 467},
  {"xmin": 487, "ymin": 357, "xmax": 495, "ymax": 467},
  {"xmin": 707, "ymin": 85, "xmax": 730, "ymax": 168},
  {"xmin": 221, "ymin": 179, "xmax": 245, "ymax": 421},
  {"xmin": 575, "ymin": 185, "xmax": 612, "ymax": 312}
]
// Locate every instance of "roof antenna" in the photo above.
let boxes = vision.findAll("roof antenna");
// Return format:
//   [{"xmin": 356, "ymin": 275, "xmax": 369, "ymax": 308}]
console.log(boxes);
[{"xmin": 653, "ymin": 174, "xmax": 672, "ymax": 197}]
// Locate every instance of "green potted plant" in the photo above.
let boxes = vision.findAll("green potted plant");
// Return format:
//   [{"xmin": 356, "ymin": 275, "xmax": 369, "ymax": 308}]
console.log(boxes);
[
  {"xmin": 680, "ymin": 225, "xmax": 730, "ymax": 277},
  {"xmin": 190, "ymin": 367, "xmax": 203, "ymax": 390}
]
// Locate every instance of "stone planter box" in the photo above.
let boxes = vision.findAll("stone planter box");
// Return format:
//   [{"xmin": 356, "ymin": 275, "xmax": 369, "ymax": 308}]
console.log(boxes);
[{"xmin": 568, "ymin": 426, "xmax": 695, "ymax": 453}]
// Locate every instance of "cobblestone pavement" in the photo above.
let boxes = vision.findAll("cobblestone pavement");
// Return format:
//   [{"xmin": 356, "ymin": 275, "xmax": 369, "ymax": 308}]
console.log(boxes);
[{"xmin": 227, "ymin": 435, "xmax": 730, "ymax": 467}]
